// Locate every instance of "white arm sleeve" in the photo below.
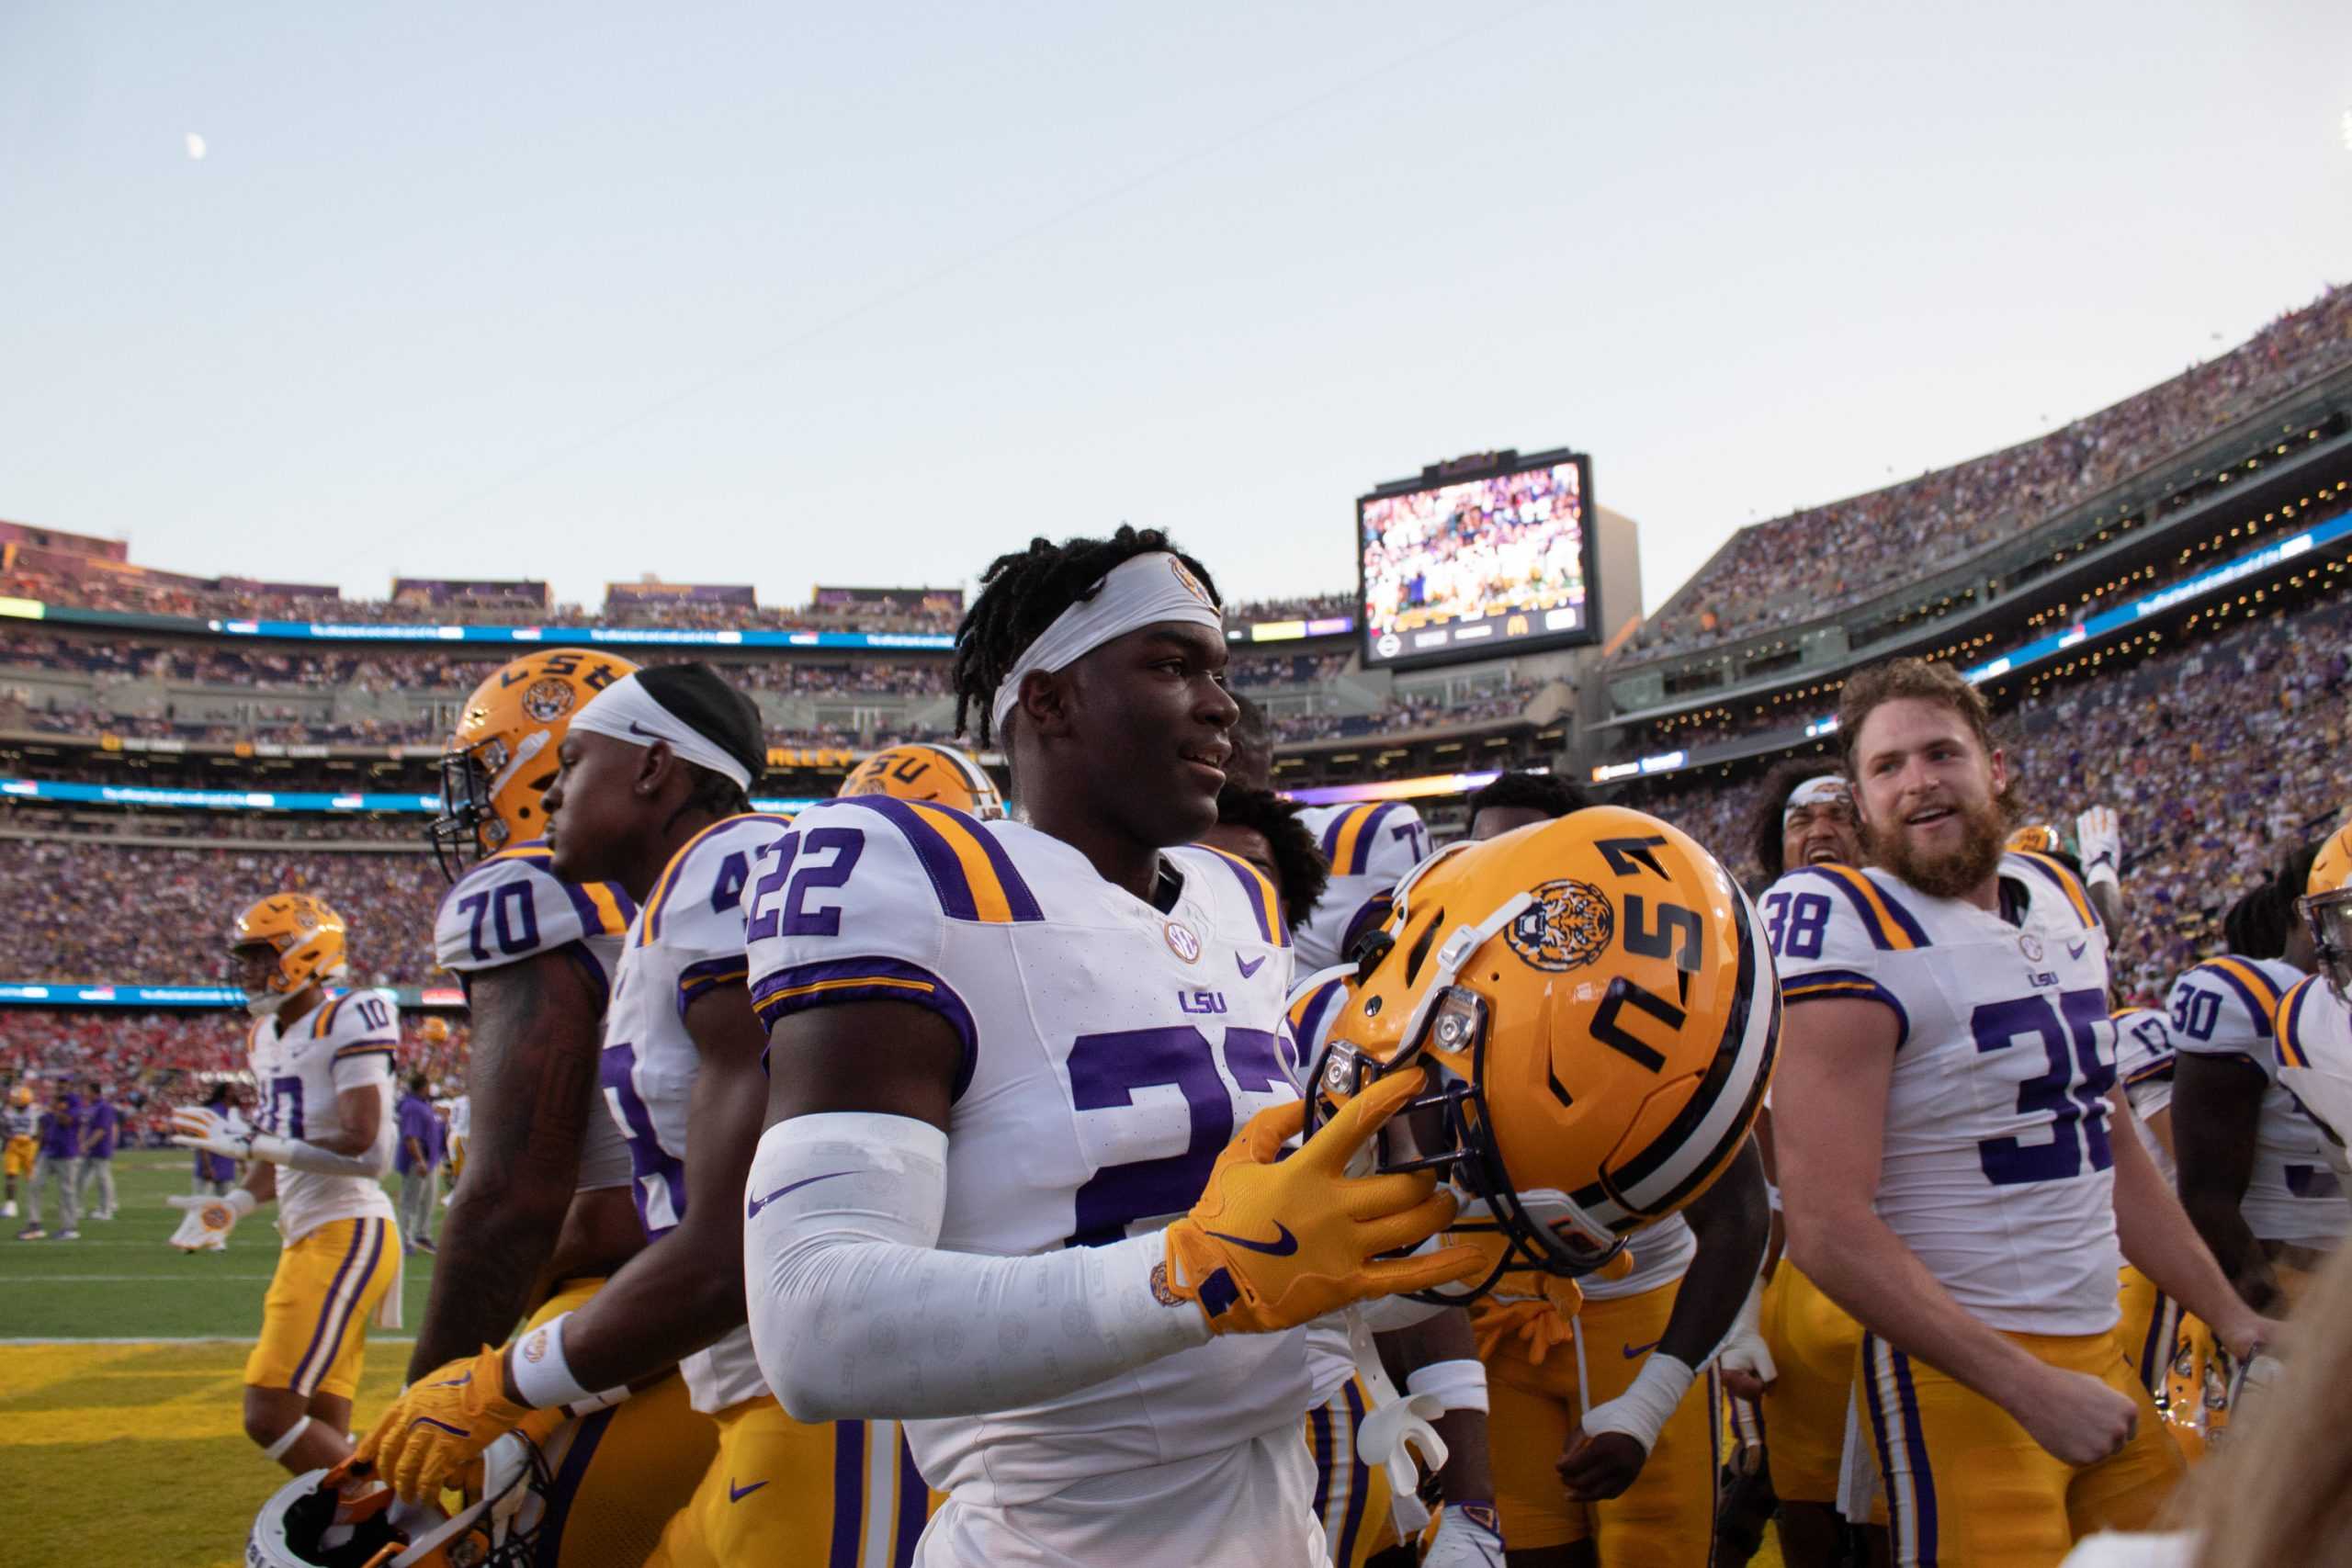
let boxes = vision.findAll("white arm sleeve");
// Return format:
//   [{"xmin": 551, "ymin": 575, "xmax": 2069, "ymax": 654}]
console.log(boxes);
[
  {"xmin": 744, "ymin": 1111, "xmax": 1213, "ymax": 1423},
  {"xmin": 250, "ymin": 1132, "xmax": 394, "ymax": 1180}
]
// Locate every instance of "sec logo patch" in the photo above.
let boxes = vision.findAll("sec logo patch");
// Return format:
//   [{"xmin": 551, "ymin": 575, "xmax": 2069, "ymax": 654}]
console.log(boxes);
[{"xmin": 1164, "ymin": 920, "xmax": 1202, "ymax": 964}]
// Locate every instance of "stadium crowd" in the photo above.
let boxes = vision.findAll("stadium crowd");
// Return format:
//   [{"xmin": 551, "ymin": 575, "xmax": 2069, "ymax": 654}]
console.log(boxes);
[
  {"xmin": 1629, "ymin": 592, "xmax": 2351, "ymax": 999},
  {"xmin": 1621, "ymin": 281, "xmax": 2352, "ymax": 661}
]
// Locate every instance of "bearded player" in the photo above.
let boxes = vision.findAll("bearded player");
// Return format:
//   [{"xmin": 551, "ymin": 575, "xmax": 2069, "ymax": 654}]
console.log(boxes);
[
  {"xmin": 2278, "ymin": 812, "xmax": 2352, "ymax": 1191},
  {"xmin": 409, "ymin": 649, "xmax": 714, "ymax": 1562},
  {"xmin": 739, "ymin": 527, "xmax": 1484, "ymax": 1567},
  {"xmin": 366, "ymin": 665, "xmax": 936, "ymax": 1565},
  {"xmin": 1770, "ymin": 658, "xmax": 2274, "ymax": 1567},
  {"xmin": 166, "ymin": 895, "xmax": 401, "ymax": 1475}
]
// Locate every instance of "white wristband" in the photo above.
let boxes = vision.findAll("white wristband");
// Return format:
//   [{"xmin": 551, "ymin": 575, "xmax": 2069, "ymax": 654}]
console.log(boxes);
[
  {"xmin": 1582, "ymin": 1352, "xmax": 1696, "ymax": 1454},
  {"xmin": 1405, "ymin": 1357, "xmax": 1488, "ymax": 1415},
  {"xmin": 507, "ymin": 1313, "xmax": 627, "ymax": 1412},
  {"xmin": 224, "ymin": 1188, "xmax": 259, "ymax": 1218}
]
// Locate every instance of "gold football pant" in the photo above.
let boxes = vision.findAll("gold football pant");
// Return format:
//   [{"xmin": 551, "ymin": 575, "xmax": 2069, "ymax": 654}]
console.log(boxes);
[
  {"xmin": 245, "ymin": 1215, "xmax": 399, "ymax": 1400},
  {"xmin": 1758, "ymin": 1260, "xmax": 1865, "ymax": 1506},
  {"xmin": 647, "ymin": 1394, "xmax": 936, "ymax": 1568},
  {"xmin": 1302, "ymin": 1374, "xmax": 1402, "ymax": 1567},
  {"xmin": 519, "ymin": 1278, "xmax": 718, "ymax": 1568},
  {"xmin": 1858, "ymin": 1324, "xmax": 2185, "ymax": 1567},
  {"xmin": 1481, "ymin": 1280, "xmax": 1720, "ymax": 1562}
]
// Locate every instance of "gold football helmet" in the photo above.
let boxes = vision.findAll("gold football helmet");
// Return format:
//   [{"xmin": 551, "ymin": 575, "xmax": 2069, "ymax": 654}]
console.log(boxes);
[
  {"xmin": 231, "ymin": 894, "xmax": 348, "ymax": 1016},
  {"xmin": 1306, "ymin": 805, "xmax": 1778, "ymax": 1301},
  {"xmin": 421, "ymin": 1016, "xmax": 451, "ymax": 1045},
  {"xmin": 2007, "ymin": 823, "xmax": 2064, "ymax": 855},
  {"xmin": 838, "ymin": 741, "xmax": 1005, "ymax": 818},
  {"xmin": 2303, "ymin": 811, "xmax": 2352, "ymax": 1001},
  {"xmin": 431, "ymin": 649, "xmax": 640, "ymax": 879}
]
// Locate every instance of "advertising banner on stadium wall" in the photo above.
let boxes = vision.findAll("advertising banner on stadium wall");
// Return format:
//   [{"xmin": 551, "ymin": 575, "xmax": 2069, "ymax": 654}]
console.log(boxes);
[
  {"xmin": 0, "ymin": 983, "xmax": 468, "ymax": 1010},
  {"xmin": 605, "ymin": 581, "xmax": 759, "ymax": 606},
  {"xmin": 0, "ymin": 777, "xmax": 822, "ymax": 815}
]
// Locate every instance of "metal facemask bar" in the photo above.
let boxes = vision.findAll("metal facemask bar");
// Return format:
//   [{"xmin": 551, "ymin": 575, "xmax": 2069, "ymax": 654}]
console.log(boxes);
[
  {"xmin": 428, "ymin": 740, "xmax": 503, "ymax": 885},
  {"xmin": 387, "ymin": 1429, "xmax": 553, "ymax": 1568},
  {"xmin": 1303, "ymin": 887, "xmax": 1634, "ymax": 1304},
  {"xmin": 2303, "ymin": 887, "xmax": 2352, "ymax": 1005}
]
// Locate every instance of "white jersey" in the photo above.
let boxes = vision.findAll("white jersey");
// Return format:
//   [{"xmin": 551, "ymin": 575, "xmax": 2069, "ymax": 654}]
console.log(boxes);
[
  {"xmin": 2165, "ymin": 956, "xmax": 2347, "ymax": 1246},
  {"xmin": 1767, "ymin": 852, "xmax": 2121, "ymax": 1335},
  {"xmin": 4, "ymin": 1101, "xmax": 36, "ymax": 1142},
  {"xmin": 2111, "ymin": 1007, "xmax": 2178, "ymax": 1188},
  {"xmin": 2278, "ymin": 976, "xmax": 2352, "ymax": 1174},
  {"xmin": 745, "ymin": 795, "xmax": 1306, "ymax": 1510},
  {"xmin": 447, "ymin": 1094, "xmax": 470, "ymax": 1142},
  {"xmin": 601, "ymin": 812, "xmax": 796, "ymax": 1415},
  {"xmin": 1295, "ymin": 802, "xmax": 1431, "ymax": 975},
  {"xmin": 435, "ymin": 841, "xmax": 638, "ymax": 1191},
  {"xmin": 247, "ymin": 989, "xmax": 399, "ymax": 1243}
]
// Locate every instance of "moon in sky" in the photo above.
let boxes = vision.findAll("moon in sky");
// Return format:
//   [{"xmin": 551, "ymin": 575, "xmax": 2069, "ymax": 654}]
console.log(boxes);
[{"xmin": 186, "ymin": 132, "xmax": 207, "ymax": 161}]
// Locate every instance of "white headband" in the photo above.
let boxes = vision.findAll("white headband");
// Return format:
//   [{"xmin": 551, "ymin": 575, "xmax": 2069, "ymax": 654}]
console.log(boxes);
[
  {"xmin": 1783, "ymin": 774, "xmax": 1849, "ymax": 823},
  {"xmin": 988, "ymin": 552, "xmax": 1223, "ymax": 736},
  {"xmin": 570, "ymin": 673, "xmax": 753, "ymax": 790}
]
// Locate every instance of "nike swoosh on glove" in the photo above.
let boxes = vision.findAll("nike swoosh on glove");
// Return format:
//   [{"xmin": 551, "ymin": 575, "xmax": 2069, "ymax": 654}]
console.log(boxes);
[
  {"xmin": 355, "ymin": 1346, "xmax": 534, "ymax": 1503},
  {"xmin": 1159, "ymin": 1067, "xmax": 1481, "ymax": 1336}
]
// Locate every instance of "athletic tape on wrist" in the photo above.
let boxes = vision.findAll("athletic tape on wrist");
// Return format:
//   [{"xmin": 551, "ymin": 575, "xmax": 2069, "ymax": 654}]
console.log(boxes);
[
  {"xmin": 1405, "ymin": 1357, "xmax": 1489, "ymax": 1415},
  {"xmin": 1586, "ymin": 1352, "xmax": 1697, "ymax": 1453}
]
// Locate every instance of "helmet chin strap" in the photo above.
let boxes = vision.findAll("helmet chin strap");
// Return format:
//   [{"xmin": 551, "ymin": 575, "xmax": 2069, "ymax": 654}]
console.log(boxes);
[{"xmin": 1390, "ymin": 892, "xmax": 1533, "ymax": 1072}]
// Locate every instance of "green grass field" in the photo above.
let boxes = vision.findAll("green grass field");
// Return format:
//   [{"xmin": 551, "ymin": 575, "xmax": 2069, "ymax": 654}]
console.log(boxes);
[
  {"xmin": 4, "ymin": 1151, "xmax": 1790, "ymax": 1566},
  {"xmin": 1, "ymin": 1150, "xmax": 440, "ymax": 1565}
]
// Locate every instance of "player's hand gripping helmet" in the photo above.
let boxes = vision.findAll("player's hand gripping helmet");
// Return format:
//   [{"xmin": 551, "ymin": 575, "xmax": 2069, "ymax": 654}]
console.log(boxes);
[
  {"xmin": 1305, "ymin": 806, "xmax": 1779, "ymax": 1301},
  {"xmin": 248, "ymin": 1434, "xmax": 550, "ymax": 1568},
  {"xmin": 431, "ymin": 649, "xmax": 642, "ymax": 881},
  {"xmin": 839, "ymin": 741, "xmax": 1006, "ymax": 818},
  {"xmin": 2302, "ymin": 811, "xmax": 2352, "ymax": 1004},
  {"xmin": 231, "ymin": 894, "xmax": 349, "ymax": 1017}
]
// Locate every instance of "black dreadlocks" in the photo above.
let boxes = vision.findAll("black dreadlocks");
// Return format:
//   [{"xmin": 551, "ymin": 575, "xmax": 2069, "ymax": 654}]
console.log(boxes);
[
  {"xmin": 951, "ymin": 525, "xmax": 1223, "ymax": 748},
  {"xmin": 1464, "ymin": 770, "xmax": 1591, "ymax": 830},
  {"xmin": 1212, "ymin": 784, "xmax": 1329, "ymax": 933}
]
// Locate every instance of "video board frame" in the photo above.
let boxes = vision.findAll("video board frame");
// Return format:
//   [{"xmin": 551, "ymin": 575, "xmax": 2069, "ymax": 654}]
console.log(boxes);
[{"xmin": 1354, "ymin": 447, "xmax": 1598, "ymax": 671}]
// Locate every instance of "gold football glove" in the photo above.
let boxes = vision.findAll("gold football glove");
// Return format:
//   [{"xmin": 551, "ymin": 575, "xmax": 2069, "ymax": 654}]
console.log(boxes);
[
  {"xmin": 356, "ymin": 1346, "xmax": 533, "ymax": 1503},
  {"xmin": 1161, "ymin": 1068, "xmax": 1481, "ymax": 1335}
]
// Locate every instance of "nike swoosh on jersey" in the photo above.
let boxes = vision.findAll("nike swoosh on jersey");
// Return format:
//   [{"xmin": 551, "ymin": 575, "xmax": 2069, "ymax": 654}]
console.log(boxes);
[
  {"xmin": 745, "ymin": 1170, "xmax": 856, "ymax": 1219},
  {"xmin": 1204, "ymin": 1222, "xmax": 1299, "ymax": 1257},
  {"xmin": 729, "ymin": 1479, "xmax": 769, "ymax": 1504},
  {"xmin": 2067, "ymin": 940, "xmax": 2089, "ymax": 960},
  {"xmin": 1622, "ymin": 1338, "xmax": 1660, "ymax": 1359},
  {"xmin": 1237, "ymin": 954, "xmax": 1266, "ymax": 978}
]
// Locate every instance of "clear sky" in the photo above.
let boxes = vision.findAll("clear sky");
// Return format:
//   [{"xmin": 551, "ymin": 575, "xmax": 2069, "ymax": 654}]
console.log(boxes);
[{"xmin": 5, "ymin": 2, "xmax": 2348, "ymax": 619}]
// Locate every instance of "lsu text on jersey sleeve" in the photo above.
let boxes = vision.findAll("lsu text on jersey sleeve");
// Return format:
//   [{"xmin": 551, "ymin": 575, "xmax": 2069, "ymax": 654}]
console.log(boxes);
[{"xmin": 1295, "ymin": 803, "xmax": 1433, "ymax": 975}]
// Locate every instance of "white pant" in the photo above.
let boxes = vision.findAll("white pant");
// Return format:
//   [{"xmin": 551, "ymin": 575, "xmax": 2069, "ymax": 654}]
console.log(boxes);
[
  {"xmin": 77, "ymin": 1157, "xmax": 116, "ymax": 1217},
  {"xmin": 913, "ymin": 1427, "xmax": 1331, "ymax": 1568}
]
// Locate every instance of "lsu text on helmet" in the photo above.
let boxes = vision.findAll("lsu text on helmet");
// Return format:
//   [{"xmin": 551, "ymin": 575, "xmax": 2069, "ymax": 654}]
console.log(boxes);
[
  {"xmin": 231, "ymin": 894, "xmax": 349, "ymax": 1018},
  {"xmin": 431, "ymin": 649, "xmax": 641, "ymax": 880},
  {"xmin": 247, "ymin": 1433, "xmax": 549, "ymax": 1567},
  {"xmin": 2302, "ymin": 810, "xmax": 2352, "ymax": 1003},
  {"xmin": 2007, "ymin": 823, "xmax": 2064, "ymax": 855},
  {"xmin": 838, "ymin": 741, "xmax": 1006, "ymax": 819},
  {"xmin": 1306, "ymin": 805, "xmax": 1778, "ymax": 1303}
]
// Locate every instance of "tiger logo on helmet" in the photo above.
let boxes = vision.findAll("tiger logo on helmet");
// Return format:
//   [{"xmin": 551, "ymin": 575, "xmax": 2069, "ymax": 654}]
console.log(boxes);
[
  {"xmin": 230, "ymin": 894, "xmax": 349, "ymax": 1018},
  {"xmin": 1306, "ymin": 805, "xmax": 1778, "ymax": 1301},
  {"xmin": 431, "ymin": 649, "xmax": 640, "ymax": 879},
  {"xmin": 838, "ymin": 741, "xmax": 1005, "ymax": 819}
]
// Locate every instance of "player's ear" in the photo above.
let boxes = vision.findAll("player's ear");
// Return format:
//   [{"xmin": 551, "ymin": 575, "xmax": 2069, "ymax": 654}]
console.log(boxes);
[
  {"xmin": 1986, "ymin": 746, "xmax": 2008, "ymax": 800},
  {"xmin": 1015, "ymin": 668, "xmax": 1077, "ymax": 741},
  {"xmin": 636, "ymin": 738, "xmax": 677, "ymax": 797}
]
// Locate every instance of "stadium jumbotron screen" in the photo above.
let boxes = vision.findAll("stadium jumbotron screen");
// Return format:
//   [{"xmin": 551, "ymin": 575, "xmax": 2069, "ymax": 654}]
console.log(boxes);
[{"xmin": 1355, "ymin": 448, "xmax": 1596, "ymax": 670}]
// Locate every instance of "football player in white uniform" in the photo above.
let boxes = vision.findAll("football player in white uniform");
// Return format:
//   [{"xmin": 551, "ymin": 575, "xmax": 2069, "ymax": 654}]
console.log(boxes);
[
  {"xmin": 367, "ymin": 665, "xmax": 936, "ymax": 1565},
  {"xmin": 1295, "ymin": 797, "xmax": 1434, "ymax": 974},
  {"xmin": 2279, "ymin": 813, "xmax": 2352, "ymax": 1184},
  {"xmin": 1453, "ymin": 774, "xmax": 1770, "ymax": 1568},
  {"xmin": 168, "ymin": 894, "xmax": 401, "ymax": 1475},
  {"xmin": 2170, "ymin": 852, "xmax": 2346, "ymax": 1315},
  {"xmin": 405, "ymin": 649, "xmax": 717, "ymax": 1565},
  {"xmin": 1771, "ymin": 658, "xmax": 2273, "ymax": 1567},
  {"xmin": 741, "ymin": 528, "xmax": 1483, "ymax": 1568}
]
